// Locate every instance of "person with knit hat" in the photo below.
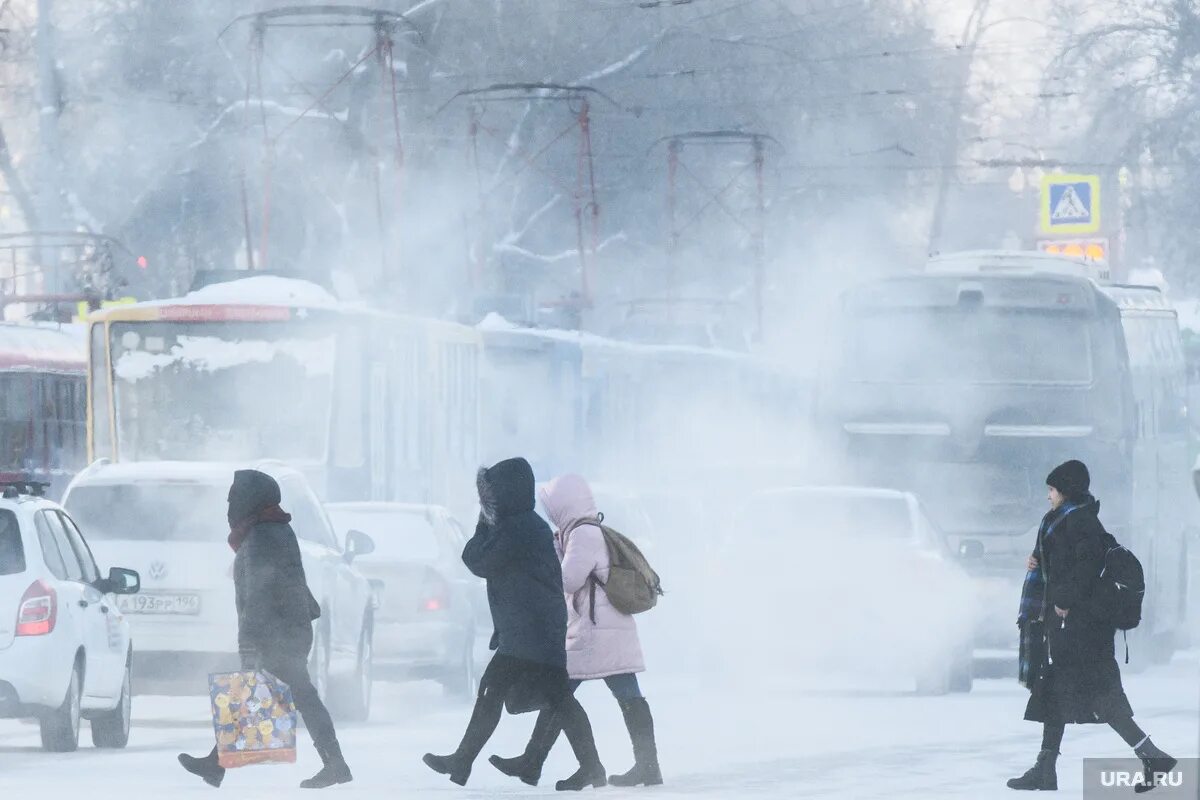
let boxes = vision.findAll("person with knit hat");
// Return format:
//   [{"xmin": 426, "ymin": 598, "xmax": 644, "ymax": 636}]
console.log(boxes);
[
  {"xmin": 178, "ymin": 469, "xmax": 352, "ymax": 790},
  {"xmin": 1008, "ymin": 460, "xmax": 1175, "ymax": 792}
]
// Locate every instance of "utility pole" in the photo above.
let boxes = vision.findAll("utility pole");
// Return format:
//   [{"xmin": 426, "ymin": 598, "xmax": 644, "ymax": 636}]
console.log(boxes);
[
  {"xmin": 926, "ymin": 0, "xmax": 991, "ymax": 256},
  {"xmin": 35, "ymin": 0, "xmax": 66, "ymax": 292}
]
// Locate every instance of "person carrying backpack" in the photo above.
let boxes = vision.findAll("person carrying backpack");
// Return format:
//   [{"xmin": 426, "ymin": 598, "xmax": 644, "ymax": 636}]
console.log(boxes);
[
  {"xmin": 490, "ymin": 474, "xmax": 664, "ymax": 789},
  {"xmin": 423, "ymin": 459, "xmax": 606, "ymax": 790},
  {"xmin": 1007, "ymin": 460, "xmax": 1176, "ymax": 792}
]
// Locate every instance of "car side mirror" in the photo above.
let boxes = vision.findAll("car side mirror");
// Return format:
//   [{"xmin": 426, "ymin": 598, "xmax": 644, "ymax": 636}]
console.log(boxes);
[
  {"xmin": 98, "ymin": 567, "xmax": 140, "ymax": 595},
  {"xmin": 345, "ymin": 529, "xmax": 375, "ymax": 563},
  {"xmin": 958, "ymin": 540, "xmax": 985, "ymax": 560}
]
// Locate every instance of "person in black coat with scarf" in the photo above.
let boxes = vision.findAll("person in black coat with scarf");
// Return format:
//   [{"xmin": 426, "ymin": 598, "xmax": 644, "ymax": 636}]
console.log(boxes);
[
  {"xmin": 423, "ymin": 457, "xmax": 607, "ymax": 791},
  {"xmin": 1008, "ymin": 460, "xmax": 1176, "ymax": 792},
  {"xmin": 178, "ymin": 470, "xmax": 352, "ymax": 790}
]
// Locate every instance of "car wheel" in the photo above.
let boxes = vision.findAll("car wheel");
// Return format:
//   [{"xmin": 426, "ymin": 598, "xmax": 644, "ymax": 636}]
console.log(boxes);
[
  {"xmin": 949, "ymin": 647, "xmax": 974, "ymax": 694},
  {"xmin": 441, "ymin": 633, "xmax": 478, "ymax": 700},
  {"xmin": 41, "ymin": 662, "xmax": 82, "ymax": 752},
  {"xmin": 914, "ymin": 656, "xmax": 952, "ymax": 697},
  {"xmin": 332, "ymin": 622, "xmax": 373, "ymax": 723},
  {"xmin": 92, "ymin": 657, "xmax": 132, "ymax": 748}
]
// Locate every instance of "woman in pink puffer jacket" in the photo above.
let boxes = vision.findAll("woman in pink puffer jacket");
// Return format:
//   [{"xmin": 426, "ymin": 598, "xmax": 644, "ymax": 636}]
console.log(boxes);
[{"xmin": 488, "ymin": 474, "xmax": 663, "ymax": 790}]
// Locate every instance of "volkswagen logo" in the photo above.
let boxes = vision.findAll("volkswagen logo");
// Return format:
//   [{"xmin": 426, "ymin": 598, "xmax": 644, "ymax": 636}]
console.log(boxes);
[{"xmin": 148, "ymin": 560, "xmax": 168, "ymax": 581}]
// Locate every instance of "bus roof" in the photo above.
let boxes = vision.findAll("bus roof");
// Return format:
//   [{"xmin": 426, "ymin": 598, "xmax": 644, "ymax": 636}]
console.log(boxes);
[
  {"xmin": 0, "ymin": 323, "xmax": 85, "ymax": 372},
  {"xmin": 89, "ymin": 275, "xmax": 343, "ymax": 323}
]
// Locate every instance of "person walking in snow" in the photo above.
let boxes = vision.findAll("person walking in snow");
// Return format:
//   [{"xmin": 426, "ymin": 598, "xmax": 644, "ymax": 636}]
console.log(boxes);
[
  {"xmin": 1008, "ymin": 460, "xmax": 1175, "ymax": 792},
  {"xmin": 178, "ymin": 469, "xmax": 352, "ymax": 790},
  {"xmin": 423, "ymin": 458, "xmax": 607, "ymax": 790},
  {"xmin": 490, "ymin": 473, "xmax": 662, "ymax": 789}
]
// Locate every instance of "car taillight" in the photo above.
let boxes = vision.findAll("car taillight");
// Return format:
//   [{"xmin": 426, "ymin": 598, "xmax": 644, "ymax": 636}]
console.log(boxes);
[
  {"xmin": 16, "ymin": 580, "xmax": 56, "ymax": 636},
  {"xmin": 419, "ymin": 573, "xmax": 450, "ymax": 613}
]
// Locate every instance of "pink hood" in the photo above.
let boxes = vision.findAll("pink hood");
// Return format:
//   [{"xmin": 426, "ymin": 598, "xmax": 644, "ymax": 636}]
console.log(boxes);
[{"xmin": 539, "ymin": 474, "xmax": 599, "ymax": 534}]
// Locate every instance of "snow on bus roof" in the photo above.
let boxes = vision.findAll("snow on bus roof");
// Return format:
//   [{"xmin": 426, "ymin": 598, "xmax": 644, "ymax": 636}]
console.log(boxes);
[
  {"xmin": 477, "ymin": 312, "xmax": 756, "ymax": 363},
  {"xmin": 141, "ymin": 275, "xmax": 341, "ymax": 310},
  {"xmin": 0, "ymin": 322, "xmax": 86, "ymax": 370}
]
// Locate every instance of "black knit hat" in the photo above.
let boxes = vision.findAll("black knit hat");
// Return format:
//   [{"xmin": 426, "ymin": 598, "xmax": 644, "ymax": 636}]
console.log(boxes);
[{"xmin": 1046, "ymin": 459, "xmax": 1090, "ymax": 501}]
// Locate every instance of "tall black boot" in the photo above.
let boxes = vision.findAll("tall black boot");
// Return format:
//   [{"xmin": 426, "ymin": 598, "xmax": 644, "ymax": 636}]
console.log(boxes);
[
  {"xmin": 1006, "ymin": 749, "xmax": 1058, "ymax": 791},
  {"xmin": 609, "ymin": 698, "xmax": 663, "ymax": 787},
  {"xmin": 1133, "ymin": 738, "xmax": 1177, "ymax": 794},
  {"xmin": 301, "ymin": 739, "xmax": 353, "ymax": 789},
  {"xmin": 556, "ymin": 700, "xmax": 606, "ymax": 792},
  {"xmin": 424, "ymin": 686, "xmax": 504, "ymax": 786},
  {"xmin": 178, "ymin": 746, "xmax": 225, "ymax": 788},
  {"xmin": 490, "ymin": 709, "xmax": 561, "ymax": 786}
]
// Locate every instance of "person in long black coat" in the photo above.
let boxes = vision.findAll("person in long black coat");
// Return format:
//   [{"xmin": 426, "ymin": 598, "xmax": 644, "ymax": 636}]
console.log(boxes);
[
  {"xmin": 423, "ymin": 457, "xmax": 607, "ymax": 790},
  {"xmin": 1008, "ymin": 460, "xmax": 1176, "ymax": 792},
  {"xmin": 178, "ymin": 470, "xmax": 352, "ymax": 790}
]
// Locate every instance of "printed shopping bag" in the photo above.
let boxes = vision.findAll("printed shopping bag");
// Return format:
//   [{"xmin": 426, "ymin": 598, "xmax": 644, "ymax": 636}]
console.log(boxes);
[{"xmin": 208, "ymin": 670, "xmax": 298, "ymax": 768}]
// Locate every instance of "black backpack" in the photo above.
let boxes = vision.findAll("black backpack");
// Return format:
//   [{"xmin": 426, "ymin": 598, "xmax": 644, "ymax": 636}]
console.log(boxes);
[{"xmin": 1091, "ymin": 536, "xmax": 1145, "ymax": 632}]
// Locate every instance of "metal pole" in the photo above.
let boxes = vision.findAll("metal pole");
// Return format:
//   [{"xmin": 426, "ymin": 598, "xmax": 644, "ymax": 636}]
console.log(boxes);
[
  {"xmin": 666, "ymin": 138, "xmax": 679, "ymax": 311},
  {"xmin": 926, "ymin": 0, "xmax": 991, "ymax": 257},
  {"xmin": 752, "ymin": 136, "xmax": 766, "ymax": 342},
  {"xmin": 35, "ymin": 0, "xmax": 66, "ymax": 293},
  {"xmin": 579, "ymin": 97, "xmax": 598, "ymax": 305}
]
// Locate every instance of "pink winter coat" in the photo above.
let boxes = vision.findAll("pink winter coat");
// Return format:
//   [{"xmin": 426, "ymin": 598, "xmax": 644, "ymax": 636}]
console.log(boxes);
[{"xmin": 539, "ymin": 475, "xmax": 646, "ymax": 680}]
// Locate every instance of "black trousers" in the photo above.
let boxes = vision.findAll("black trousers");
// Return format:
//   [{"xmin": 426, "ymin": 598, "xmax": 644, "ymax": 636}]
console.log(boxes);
[
  {"xmin": 1041, "ymin": 715, "xmax": 1146, "ymax": 752},
  {"xmin": 453, "ymin": 653, "xmax": 598, "ymax": 767}
]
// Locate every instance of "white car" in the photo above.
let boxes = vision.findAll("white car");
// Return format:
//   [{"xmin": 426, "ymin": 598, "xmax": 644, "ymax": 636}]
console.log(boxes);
[
  {"xmin": 722, "ymin": 486, "xmax": 977, "ymax": 695},
  {"xmin": 62, "ymin": 461, "xmax": 378, "ymax": 721},
  {"xmin": 0, "ymin": 483, "xmax": 140, "ymax": 751}
]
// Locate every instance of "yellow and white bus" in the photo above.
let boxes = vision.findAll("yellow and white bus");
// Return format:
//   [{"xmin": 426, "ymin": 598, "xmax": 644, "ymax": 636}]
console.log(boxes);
[{"xmin": 85, "ymin": 277, "xmax": 481, "ymax": 509}]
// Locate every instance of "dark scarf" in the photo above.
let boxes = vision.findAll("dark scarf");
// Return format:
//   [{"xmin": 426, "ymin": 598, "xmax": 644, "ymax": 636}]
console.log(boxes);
[{"xmin": 227, "ymin": 505, "xmax": 293, "ymax": 553}]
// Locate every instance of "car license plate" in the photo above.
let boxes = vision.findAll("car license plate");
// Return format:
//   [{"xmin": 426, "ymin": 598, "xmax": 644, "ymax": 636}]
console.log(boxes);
[{"xmin": 116, "ymin": 592, "xmax": 201, "ymax": 615}]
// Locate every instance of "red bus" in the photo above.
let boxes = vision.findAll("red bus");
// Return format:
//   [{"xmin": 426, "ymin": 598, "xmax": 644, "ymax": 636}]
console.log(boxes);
[{"xmin": 0, "ymin": 323, "xmax": 87, "ymax": 498}]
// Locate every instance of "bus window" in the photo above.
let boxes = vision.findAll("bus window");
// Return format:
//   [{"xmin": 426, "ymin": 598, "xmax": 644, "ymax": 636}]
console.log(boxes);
[{"xmin": 0, "ymin": 374, "xmax": 33, "ymax": 471}]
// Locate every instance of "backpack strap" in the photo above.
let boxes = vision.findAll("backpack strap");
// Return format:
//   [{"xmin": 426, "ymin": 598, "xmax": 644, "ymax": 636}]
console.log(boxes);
[{"xmin": 562, "ymin": 515, "xmax": 605, "ymax": 624}]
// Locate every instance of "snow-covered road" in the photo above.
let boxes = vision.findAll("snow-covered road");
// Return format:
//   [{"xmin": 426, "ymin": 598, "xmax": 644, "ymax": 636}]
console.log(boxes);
[{"xmin": 2, "ymin": 653, "xmax": 1195, "ymax": 799}]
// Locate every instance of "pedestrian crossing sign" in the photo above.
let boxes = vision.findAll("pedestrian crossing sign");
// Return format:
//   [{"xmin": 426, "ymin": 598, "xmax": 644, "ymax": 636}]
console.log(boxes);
[{"xmin": 1040, "ymin": 174, "xmax": 1101, "ymax": 234}]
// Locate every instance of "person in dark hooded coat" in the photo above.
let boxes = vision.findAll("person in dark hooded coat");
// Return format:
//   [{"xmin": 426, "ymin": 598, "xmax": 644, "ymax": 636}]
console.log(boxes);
[
  {"xmin": 1007, "ymin": 460, "xmax": 1176, "ymax": 792},
  {"xmin": 178, "ymin": 469, "xmax": 352, "ymax": 790},
  {"xmin": 423, "ymin": 457, "xmax": 607, "ymax": 791}
]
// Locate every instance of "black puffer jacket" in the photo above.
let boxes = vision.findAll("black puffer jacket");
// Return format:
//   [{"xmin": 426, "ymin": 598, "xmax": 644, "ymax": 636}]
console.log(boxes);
[
  {"xmin": 230, "ymin": 471, "xmax": 320, "ymax": 664},
  {"xmin": 1025, "ymin": 496, "xmax": 1134, "ymax": 725},
  {"xmin": 463, "ymin": 458, "xmax": 567, "ymax": 669}
]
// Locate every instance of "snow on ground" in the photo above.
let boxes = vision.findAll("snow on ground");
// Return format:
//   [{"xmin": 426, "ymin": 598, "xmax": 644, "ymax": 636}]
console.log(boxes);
[{"xmin": 2, "ymin": 653, "xmax": 1195, "ymax": 798}]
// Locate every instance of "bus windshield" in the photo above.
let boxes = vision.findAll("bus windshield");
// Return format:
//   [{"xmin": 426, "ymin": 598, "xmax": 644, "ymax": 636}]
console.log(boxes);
[
  {"xmin": 847, "ymin": 308, "xmax": 1092, "ymax": 384},
  {"xmin": 108, "ymin": 320, "xmax": 336, "ymax": 462}
]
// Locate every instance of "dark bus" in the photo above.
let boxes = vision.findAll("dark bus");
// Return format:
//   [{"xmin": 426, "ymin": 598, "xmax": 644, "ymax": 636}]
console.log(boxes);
[{"xmin": 819, "ymin": 252, "xmax": 1191, "ymax": 662}]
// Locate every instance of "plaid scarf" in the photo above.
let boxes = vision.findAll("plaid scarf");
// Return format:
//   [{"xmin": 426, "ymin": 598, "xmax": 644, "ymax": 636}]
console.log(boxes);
[{"xmin": 1016, "ymin": 503, "xmax": 1079, "ymax": 687}]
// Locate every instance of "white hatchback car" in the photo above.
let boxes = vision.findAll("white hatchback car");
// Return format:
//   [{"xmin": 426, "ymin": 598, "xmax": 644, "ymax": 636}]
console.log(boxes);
[
  {"xmin": 0, "ymin": 483, "xmax": 140, "ymax": 751},
  {"xmin": 62, "ymin": 461, "xmax": 377, "ymax": 721}
]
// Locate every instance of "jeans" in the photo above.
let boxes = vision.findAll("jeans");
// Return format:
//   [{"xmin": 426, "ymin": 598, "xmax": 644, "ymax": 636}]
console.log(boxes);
[{"xmin": 570, "ymin": 673, "xmax": 643, "ymax": 701}]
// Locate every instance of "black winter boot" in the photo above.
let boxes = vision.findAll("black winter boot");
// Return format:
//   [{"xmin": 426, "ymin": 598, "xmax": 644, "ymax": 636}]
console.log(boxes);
[
  {"xmin": 557, "ymin": 704, "xmax": 606, "ymax": 791},
  {"xmin": 490, "ymin": 710, "xmax": 561, "ymax": 787},
  {"xmin": 178, "ymin": 748, "xmax": 226, "ymax": 788},
  {"xmin": 609, "ymin": 698, "xmax": 663, "ymax": 787},
  {"xmin": 1133, "ymin": 739, "xmax": 1177, "ymax": 794},
  {"xmin": 300, "ymin": 739, "xmax": 353, "ymax": 789},
  {"xmin": 423, "ymin": 752, "xmax": 472, "ymax": 787},
  {"xmin": 1006, "ymin": 749, "xmax": 1058, "ymax": 791}
]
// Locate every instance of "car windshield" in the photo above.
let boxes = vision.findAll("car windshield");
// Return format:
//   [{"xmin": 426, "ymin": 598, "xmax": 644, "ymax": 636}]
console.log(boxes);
[
  {"xmin": 0, "ymin": 510, "xmax": 23, "ymax": 574},
  {"xmin": 747, "ymin": 493, "xmax": 915, "ymax": 543},
  {"xmin": 65, "ymin": 483, "xmax": 227, "ymax": 541},
  {"xmin": 848, "ymin": 308, "xmax": 1091, "ymax": 384},
  {"xmin": 326, "ymin": 507, "xmax": 441, "ymax": 562},
  {"xmin": 108, "ymin": 320, "xmax": 336, "ymax": 462}
]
